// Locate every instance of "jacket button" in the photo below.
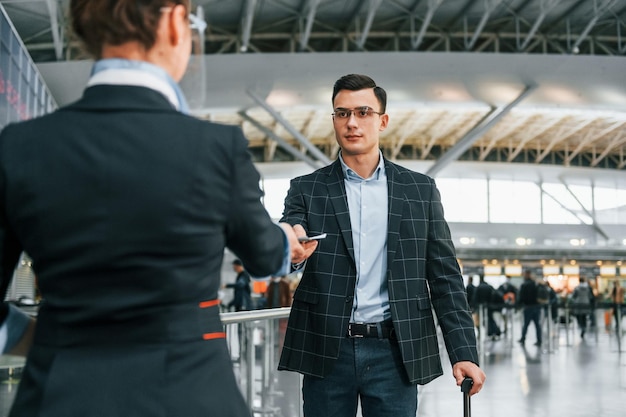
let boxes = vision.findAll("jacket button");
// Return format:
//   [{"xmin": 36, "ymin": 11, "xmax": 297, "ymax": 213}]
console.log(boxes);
[{"xmin": 345, "ymin": 296, "xmax": 353, "ymax": 303}]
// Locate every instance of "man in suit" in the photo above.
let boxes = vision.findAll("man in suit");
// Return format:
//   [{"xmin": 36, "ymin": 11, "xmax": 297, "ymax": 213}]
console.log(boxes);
[{"xmin": 279, "ymin": 74, "xmax": 485, "ymax": 417}]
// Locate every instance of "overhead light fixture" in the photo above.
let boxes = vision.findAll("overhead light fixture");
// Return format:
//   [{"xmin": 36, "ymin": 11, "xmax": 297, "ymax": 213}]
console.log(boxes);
[
  {"xmin": 459, "ymin": 237, "xmax": 475, "ymax": 245},
  {"xmin": 515, "ymin": 237, "xmax": 531, "ymax": 246},
  {"xmin": 570, "ymin": 238, "xmax": 586, "ymax": 246}
]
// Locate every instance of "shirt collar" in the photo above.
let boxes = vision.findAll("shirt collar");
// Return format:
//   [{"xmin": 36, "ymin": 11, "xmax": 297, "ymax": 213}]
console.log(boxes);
[
  {"xmin": 87, "ymin": 59, "xmax": 189, "ymax": 113},
  {"xmin": 339, "ymin": 150, "xmax": 385, "ymax": 181}
]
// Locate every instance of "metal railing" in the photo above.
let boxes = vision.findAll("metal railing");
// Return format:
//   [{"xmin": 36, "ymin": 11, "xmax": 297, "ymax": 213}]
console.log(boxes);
[{"xmin": 221, "ymin": 307, "xmax": 300, "ymax": 417}]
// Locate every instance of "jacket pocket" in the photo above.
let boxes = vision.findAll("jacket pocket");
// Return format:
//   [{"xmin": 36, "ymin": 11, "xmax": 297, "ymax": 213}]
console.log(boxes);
[
  {"xmin": 416, "ymin": 294, "xmax": 431, "ymax": 310},
  {"xmin": 293, "ymin": 286, "xmax": 319, "ymax": 305}
]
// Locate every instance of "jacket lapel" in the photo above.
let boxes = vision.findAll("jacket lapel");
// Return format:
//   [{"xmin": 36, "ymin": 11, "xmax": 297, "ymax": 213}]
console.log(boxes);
[
  {"xmin": 385, "ymin": 159, "xmax": 405, "ymax": 268},
  {"xmin": 325, "ymin": 161, "xmax": 355, "ymax": 263}
]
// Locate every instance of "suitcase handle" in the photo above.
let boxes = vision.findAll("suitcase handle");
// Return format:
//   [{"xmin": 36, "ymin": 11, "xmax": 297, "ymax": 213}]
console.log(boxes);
[
  {"xmin": 461, "ymin": 377, "xmax": 473, "ymax": 394},
  {"xmin": 461, "ymin": 377, "xmax": 473, "ymax": 417}
]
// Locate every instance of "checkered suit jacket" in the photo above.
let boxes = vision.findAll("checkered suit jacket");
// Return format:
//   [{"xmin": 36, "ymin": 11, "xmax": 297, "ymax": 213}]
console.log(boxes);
[{"xmin": 278, "ymin": 157, "xmax": 478, "ymax": 385}]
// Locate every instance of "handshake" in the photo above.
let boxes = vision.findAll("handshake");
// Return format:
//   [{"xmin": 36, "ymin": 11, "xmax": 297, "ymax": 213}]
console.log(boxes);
[{"xmin": 279, "ymin": 223, "xmax": 321, "ymax": 265}]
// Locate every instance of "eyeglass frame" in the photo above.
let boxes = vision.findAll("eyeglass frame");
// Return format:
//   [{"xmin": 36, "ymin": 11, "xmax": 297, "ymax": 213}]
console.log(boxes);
[{"xmin": 331, "ymin": 106, "xmax": 384, "ymax": 120}]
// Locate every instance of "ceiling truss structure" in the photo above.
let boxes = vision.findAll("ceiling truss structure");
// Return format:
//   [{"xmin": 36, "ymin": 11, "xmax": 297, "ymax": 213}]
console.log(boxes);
[
  {"xmin": 1, "ymin": 0, "xmax": 625, "ymax": 171},
  {"xmin": 1, "ymin": 0, "xmax": 625, "ymax": 60}
]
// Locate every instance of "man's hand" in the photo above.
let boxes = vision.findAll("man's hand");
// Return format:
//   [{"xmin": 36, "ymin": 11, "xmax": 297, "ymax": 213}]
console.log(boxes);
[
  {"xmin": 452, "ymin": 361, "xmax": 486, "ymax": 396},
  {"xmin": 278, "ymin": 223, "xmax": 318, "ymax": 265}
]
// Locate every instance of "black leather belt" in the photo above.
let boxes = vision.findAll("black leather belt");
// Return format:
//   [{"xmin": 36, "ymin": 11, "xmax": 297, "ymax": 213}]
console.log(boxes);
[{"xmin": 347, "ymin": 320, "xmax": 395, "ymax": 339}]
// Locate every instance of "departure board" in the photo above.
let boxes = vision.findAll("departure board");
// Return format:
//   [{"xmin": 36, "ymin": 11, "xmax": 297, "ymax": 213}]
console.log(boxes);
[{"xmin": 0, "ymin": 4, "xmax": 56, "ymax": 130}]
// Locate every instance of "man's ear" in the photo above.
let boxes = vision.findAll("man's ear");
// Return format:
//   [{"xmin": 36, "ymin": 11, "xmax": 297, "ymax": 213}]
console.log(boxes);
[{"xmin": 379, "ymin": 113, "xmax": 389, "ymax": 132}]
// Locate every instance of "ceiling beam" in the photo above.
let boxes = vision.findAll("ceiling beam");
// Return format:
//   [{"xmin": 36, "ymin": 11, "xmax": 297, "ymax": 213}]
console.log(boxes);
[
  {"xmin": 478, "ymin": 114, "xmax": 531, "ymax": 160},
  {"xmin": 247, "ymin": 89, "xmax": 331, "ymax": 166},
  {"xmin": 465, "ymin": 0, "xmax": 503, "ymax": 51},
  {"xmin": 590, "ymin": 123, "xmax": 626, "ymax": 166},
  {"xmin": 411, "ymin": 0, "xmax": 443, "ymax": 50},
  {"xmin": 535, "ymin": 118, "xmax": 597, "ymax": 163},
  {"xmin": 240, "ymin": 0, "xmax": 257, "ymax": 53},
  {"xmin": 238, "ymin": 110, "xmax": 320, "ymax": 169},
  {"xmin": 559, "ymin": 177, "xmax": 610, "ymax": 241},
  {"xmin": 44, "ymin": 0, "xmax": 63, "ymax": 60},
  {"xmin": 568, "ymin": 0, "xmax": 615, "ymax": 53},
  {"xmin": 518, "ymin": 0, "xmax": 560, "ymax": 51},
  {"xmin": 299, "ymin": 0, "xmax": 321, "ymax": 51},
  {"xmin": 426, "ymin": 84, "xmax": 537, "ymax": 177},
  {"xmin": 356, "ymin": 0, "xmax": 384, "ymax": 49},
  {"xmin": 507, "ymin": 116, "xmax": 563, "ymax": 162},
  {"xmin": 565, "ymin": 120, "xmax": 624, "ymax": 164}
]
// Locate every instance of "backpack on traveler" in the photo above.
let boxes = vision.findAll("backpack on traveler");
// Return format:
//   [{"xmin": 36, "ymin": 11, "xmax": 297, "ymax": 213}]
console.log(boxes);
[{"xmin": 536, "ymin": 282, "xmax": 550, "ymax": 305}]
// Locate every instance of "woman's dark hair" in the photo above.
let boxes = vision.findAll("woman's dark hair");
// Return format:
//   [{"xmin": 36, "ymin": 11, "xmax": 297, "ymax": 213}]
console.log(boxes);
[
  {"xmin": 332, "ymin": 74, "xmax": 387, "ymax": 113},
  {"xmin": 70, "ymin": 0, "xmax": 189, "ymax": 59}
]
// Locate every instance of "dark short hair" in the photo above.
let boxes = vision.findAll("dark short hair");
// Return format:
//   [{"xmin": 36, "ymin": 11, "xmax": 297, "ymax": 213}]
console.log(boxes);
[
  {"xmin": 232, "ymin": 259, "xmax": 243, "ymax": 266},
  {"xmin": 332, "ymin": 74, "xmax": 387, "ymax": 113},
  {"xmin": 70, "ymin": 0, "xmax": 190, "ymax": 59}
]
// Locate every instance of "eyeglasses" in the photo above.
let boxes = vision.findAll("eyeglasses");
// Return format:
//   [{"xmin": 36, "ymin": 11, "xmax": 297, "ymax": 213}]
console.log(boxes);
[{"xmin": 332, "ymin": 106, "xmax": 384, "ymax": 120}]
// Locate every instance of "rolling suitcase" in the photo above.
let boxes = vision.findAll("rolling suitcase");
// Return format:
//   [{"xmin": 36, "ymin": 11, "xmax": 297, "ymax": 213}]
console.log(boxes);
[{"xmin": 461, "ymin": 377, "xmax": 474, "ymax": 417}]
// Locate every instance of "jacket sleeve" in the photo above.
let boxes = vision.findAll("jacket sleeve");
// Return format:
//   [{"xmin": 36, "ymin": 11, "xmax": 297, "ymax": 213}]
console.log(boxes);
[
  {"xmin": 223, "ymin": 127, "xmax": 287, "ymax": 277},
  {"xmin": 424, "ymin": 179, "xmax": 478, "ymax": 365}
]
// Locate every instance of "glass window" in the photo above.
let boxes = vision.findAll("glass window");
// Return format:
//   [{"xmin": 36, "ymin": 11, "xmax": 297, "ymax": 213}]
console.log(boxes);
[
  {"xmin": 437, "ymin": 178, "xmax": 488, "ymax": 222},
  {"xmin": 260, "ymin": 178, "xmax": 291, "ymax": 220},
  {"xmin": 489, "ymin": 180, "xmax": 541, "ymax": 223}
]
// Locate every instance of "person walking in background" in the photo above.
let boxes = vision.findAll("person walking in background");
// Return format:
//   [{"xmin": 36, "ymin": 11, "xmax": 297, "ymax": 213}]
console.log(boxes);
[
  {"xmin": 265, "ymin": 276, "xmax": 292, "ymax": 309},
  {"xmin": 498, "ymin": 275, "xmax": 518, "ymax": 334},
  {"xmin": 466, "ymin": 274, "xmax": 478, "ymax": 309},
  {"xmin": 518, "ymin": 270, "xmax": 543, "ymax": 347},
  {"xmin": 0, "ymin": 1, "xmax": 316, "ymax": 416},
  {"xmin": 473, "ymin": 274, "xmax": 502, "ymax": 340},
  {"xmin": 569, "ymin": 276, "xmax": 595, "ymax": 339},
  {"xmin": 498, "ymin": 275, "xmax": 518, "ymax": 306},
  {"xmin": 278, "ymin": 73, "xmax": 485, "ymax": 417},
  {"xmin": 611, "ymin": 280, "xmax": 625, "ymax": 334},
  {"xmin": 225, "ymin": 259, "xmax": 253, "ymax": 311},
  {"xmin": 466, "ymin": 274, "xmax": 479, "ymax": 328}
]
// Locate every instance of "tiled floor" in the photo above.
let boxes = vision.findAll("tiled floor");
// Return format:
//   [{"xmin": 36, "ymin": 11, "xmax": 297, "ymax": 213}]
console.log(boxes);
[{"xmin": 2, "ymin": 310, "xmax": 625, "ymax": 417}]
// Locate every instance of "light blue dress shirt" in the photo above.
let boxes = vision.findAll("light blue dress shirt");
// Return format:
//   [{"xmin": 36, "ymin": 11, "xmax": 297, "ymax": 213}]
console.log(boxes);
[{"xmin": 339, "ymin": 151, "xmax": 390, "ymax": 323}]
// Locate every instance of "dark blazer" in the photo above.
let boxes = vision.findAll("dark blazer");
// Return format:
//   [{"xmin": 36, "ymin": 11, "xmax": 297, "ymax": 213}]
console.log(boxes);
[
  {"xmin": 0, "ymin": 85, "xmax": 285, "ymax": 416},
  {"xmin": 278, "ymin": 158, "xmax": 478, "ymax": 385}
]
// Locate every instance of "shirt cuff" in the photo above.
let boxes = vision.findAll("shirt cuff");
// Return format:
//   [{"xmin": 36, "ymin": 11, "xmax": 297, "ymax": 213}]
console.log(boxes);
[
  {"xmin": 272, "ymin": 225, "xmax": 292, "ymax": 277},
  {"xmin": 0, "ymin": 304, "xmax": 31, "ymax": 354}
]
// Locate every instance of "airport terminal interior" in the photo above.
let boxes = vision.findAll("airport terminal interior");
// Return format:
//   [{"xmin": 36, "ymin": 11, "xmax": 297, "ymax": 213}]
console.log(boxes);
[{"xmin": 1, "ymin": 0, "xmax": 625, "ymax": 416}]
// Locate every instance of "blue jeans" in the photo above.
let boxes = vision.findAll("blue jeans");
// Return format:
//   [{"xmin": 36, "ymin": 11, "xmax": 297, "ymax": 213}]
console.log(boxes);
[{"xmin": 302, "ymin": 337, "xmax": 417, "ymax": 417}]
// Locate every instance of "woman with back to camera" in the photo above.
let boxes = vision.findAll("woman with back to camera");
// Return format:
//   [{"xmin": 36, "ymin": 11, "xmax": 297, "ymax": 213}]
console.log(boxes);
[{"xmin": 0, "ymin": 1, "xmax": 316, "ymax": 416}]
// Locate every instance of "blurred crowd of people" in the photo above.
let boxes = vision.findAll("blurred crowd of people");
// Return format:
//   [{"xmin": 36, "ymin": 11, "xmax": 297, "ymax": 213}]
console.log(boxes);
[{"xmin": 466, "ymin": 270, "xmax": 625, "ymax": 344}]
